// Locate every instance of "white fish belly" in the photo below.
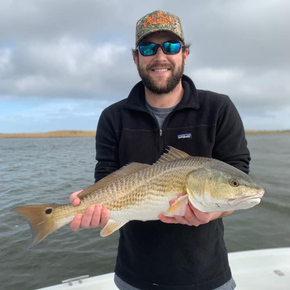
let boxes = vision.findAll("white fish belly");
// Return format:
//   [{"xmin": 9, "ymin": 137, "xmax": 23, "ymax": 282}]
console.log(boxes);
[{"xmin": 109, "ymin": 192, "xmax": 177, "ymax": 222}]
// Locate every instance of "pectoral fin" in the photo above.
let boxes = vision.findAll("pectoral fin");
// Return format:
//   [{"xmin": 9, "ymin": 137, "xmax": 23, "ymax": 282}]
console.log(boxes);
[
  {"xmin": 167, "ymin": 194, "xmax": 188, "ymax": 216},
  {"xmin": 100, "ymin": 220, "xmax": 127, "ymax": 237}
]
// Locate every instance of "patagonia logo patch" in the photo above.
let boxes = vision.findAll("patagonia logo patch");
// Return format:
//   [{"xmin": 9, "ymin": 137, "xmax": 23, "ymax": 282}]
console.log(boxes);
[{"xmin": 177, "ymin": 133, "xmax": 192, "ymax": 139}]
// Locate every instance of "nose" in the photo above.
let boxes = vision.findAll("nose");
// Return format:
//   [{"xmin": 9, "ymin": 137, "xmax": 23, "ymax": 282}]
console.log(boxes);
[{"xmin": 154, "ymin": 45, "xmax": 166, "ymax": 60}]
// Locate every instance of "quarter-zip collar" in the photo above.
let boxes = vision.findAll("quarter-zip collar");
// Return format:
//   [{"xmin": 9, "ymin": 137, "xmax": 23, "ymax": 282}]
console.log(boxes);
[{"xmin": 123, "ymin": 74, "xmax": 200, "ymax": 112}]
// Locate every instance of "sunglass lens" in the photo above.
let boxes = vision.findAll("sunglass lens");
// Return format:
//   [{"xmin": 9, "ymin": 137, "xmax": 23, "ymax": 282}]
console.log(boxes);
[
  {"xmin": 162, "ymin": 42, "xmax": 181, "ymax": 54},
  {"xmin": 139, "ymin": 43, "xmax": 157, "ymax": 56}
]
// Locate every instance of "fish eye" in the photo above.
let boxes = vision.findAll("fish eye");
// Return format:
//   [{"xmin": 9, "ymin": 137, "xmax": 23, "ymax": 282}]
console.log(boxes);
[
  {"xmin": 45, "ymin": 208, "xmax": 53, "ymax": 215},
  {"xmin": 230, "ymin": 179, "xmax": 239, "ymax": 187}
]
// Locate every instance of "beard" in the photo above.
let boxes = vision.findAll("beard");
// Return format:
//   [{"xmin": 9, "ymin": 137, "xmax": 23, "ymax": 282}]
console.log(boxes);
[{"xmin": 137, "ymin": 58, "xmax": 185, "ymax": 95}]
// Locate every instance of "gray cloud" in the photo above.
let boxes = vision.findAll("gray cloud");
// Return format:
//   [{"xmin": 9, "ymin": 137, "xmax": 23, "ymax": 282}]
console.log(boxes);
[{"xmin": 0, "ymin": 0, "xmax": 289, "ymax": 131}]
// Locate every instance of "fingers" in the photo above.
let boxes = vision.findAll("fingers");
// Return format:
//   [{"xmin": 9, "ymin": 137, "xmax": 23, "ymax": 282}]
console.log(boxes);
[
  {"xmin": 99, "ymin": 207, "xmax": 110, "ymax": 227},
  {"xmin": 183, "ymin": 205, "xmax": 201, "ymax": 226},
  {"xmin": 69, "ymin": 204, "xmax": 110, "ymax": 232},
  {"xmin": 158, "ymin": 214, "xmax": 179, "ymax": 224},
  {"xmin": 89, "ymin": 205, "xmax": 110, "ymax": 228},
  {"xmin": 90, "ymin": 205, "xmax": 102, "ymax": 228},
  {"xmin": 81, "ymin": 205, "xmax": 96, "ymax": 228},
  {"xmin": 159, "ymin": 193, "xmax": 205, "ymax": 226},
  {"xmin": 70, "ymin": 190, "xmax": 83, "ymax": 206},
  {"xmin": 70, "ymin": 214, "xmax": 83, "ymax": 231},
  {"xmin": 189, "ymin": 204, "xmax": 212, "ymax": 224},
  {"xmin": 171, "ymin": 206, "xmax": 200, "ymax": 226},
  {"xmin": 158, "ymin": 212, "xmax": 199, "ymax": 226}
]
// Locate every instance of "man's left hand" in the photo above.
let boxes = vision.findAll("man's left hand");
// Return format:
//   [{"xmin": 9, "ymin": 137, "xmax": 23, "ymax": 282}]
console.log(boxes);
[{"xmin": 158, "ymin": 194, "xmax": 234, "ymax": 226}]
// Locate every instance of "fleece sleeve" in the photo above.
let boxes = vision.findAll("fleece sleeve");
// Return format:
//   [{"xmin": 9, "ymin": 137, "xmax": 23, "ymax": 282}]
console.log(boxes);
[
  {"xmin": 94, "ymin": 108, "xmax": 120, "ymax": 183},
  {"xmin": 213, "ymin": 96, "xmax": 251, "ymax": 174}
]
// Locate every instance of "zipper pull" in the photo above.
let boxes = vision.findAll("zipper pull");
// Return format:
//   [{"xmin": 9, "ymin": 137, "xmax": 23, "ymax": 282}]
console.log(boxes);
[{"xmin": 160, "ymin": 129, "xmax": 163, "ymax": 137}]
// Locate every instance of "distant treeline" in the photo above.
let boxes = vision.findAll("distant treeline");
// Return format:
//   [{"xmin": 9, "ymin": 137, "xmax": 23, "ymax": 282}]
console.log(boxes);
[{"xmin": 0, "ymin": 130, "xmax": 290, "ymax": 138}]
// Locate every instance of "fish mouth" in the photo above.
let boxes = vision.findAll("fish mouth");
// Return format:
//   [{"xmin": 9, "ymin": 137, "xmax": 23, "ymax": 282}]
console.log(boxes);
[{"xmin": 228, "ymin": 189, "xmax": 265, "ymax": 207}]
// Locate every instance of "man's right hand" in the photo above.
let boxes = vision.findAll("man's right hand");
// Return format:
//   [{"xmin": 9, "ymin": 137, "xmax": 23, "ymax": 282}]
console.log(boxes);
[{"xmin": 69, "ymin": 190, "xmax": 110, "ymax": 231}]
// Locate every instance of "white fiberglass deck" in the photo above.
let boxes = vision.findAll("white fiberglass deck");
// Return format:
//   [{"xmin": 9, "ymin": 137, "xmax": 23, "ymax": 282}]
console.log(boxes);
[{"xmin": 37, "ymin": 247, "xmax": 290, "ymax": 290}]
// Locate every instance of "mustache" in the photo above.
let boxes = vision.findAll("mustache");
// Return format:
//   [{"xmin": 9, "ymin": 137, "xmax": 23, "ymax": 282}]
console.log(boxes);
[{"xmin": 147, "ymin": 64, "xmax": 173, "ymax": 70}]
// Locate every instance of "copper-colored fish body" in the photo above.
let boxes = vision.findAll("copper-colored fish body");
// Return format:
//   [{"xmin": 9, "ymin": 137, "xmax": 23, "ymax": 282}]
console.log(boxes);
[{"xmin": 12, "ymin": 147, "xmax": 264, "ymax": 247}]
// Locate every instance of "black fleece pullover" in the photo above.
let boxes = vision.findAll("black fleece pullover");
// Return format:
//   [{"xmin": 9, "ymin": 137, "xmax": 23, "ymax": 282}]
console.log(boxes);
[{"xmin": 94, "ymin": 75, "xmax": 250, "ymax": 290}]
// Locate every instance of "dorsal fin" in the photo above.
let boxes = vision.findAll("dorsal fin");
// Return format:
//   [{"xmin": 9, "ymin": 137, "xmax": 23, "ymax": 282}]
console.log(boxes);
[
  {"xmin": 155, "ymin": 146, "xmax": 190, "ymax": 164},
  {"xmin": 78, "ymin": 163, "xmax": 150, "ymax": 199}
]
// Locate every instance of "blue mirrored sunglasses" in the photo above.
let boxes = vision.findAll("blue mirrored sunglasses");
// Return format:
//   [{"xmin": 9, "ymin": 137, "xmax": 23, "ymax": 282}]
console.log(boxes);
[{"xmin": 137, "ymin": 41, "xmax": 183, "ymax": 56}]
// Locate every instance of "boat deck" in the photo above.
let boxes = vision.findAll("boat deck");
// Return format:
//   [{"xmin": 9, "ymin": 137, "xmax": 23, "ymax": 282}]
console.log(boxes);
[{"xmin": 37, "ymin": 248, "xmax": 290, "ymax": 290}]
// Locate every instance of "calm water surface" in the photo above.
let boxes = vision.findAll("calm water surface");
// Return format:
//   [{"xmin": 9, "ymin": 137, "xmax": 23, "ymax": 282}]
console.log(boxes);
[{"xmin": 1, "ymin": 135, "xmax": 289, "ymax": 289}]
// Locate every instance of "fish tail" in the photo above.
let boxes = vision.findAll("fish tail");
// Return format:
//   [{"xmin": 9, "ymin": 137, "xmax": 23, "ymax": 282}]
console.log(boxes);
[{"xmin": 11, "ymin": 204, "xmax": 64, "ymax": 248}]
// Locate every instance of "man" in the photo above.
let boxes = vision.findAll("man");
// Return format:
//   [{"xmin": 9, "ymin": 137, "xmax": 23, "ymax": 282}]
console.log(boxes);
[{"xmin": 70, "ymin": 10, "xmax": 250, "ymax": 290}]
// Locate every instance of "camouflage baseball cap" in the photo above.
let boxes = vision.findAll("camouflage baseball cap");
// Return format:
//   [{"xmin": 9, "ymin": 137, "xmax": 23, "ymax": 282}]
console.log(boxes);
[{"xmin": 135, "ymin": 10, "xmax": 184, "ymax": 47}]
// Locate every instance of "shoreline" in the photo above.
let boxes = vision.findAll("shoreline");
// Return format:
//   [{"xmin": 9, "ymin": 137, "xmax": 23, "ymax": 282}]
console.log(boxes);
[
  {"xmin": 0, "ymin": 130, "xmax": 96, "ymax": 138},
  {"xmin": 0, "ymin": 129, "xmax": 290, "ymax": 138}
]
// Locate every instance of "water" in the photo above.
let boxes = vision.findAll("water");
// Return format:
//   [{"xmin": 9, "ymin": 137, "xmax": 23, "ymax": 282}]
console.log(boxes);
[{"xmin": 1, "ymin": 135, "xmax": 289, "ymax": 289}]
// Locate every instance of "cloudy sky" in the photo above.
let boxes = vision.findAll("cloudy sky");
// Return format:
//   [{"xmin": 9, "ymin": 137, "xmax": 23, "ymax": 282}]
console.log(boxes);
[{"xmin": 0, "ymin": 0, "xmax": 289, "ymax": 133}]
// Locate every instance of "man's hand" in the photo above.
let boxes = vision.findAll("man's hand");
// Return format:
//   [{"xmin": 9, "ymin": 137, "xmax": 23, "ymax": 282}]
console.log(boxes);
[
  {"xmin": 158, "ymin": 194, "xmax": 234, "ymax": 227},
  {"xmin": 69, "ymin": 190, "xmax": 110, "ymax": 231}
]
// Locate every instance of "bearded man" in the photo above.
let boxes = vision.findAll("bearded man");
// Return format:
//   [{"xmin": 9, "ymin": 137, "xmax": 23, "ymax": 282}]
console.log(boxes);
[{"xmin": 70, "ymin": 10, "xmax": 250, "ymax": 290}]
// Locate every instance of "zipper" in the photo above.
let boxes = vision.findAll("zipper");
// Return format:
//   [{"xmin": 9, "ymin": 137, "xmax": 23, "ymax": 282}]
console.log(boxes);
[
  {"xmin": 158, "ymin": 110, "xmax": 175, "ymax": 152},
  {"xmin": 138, "ymin": 109, "xmax": 163, "ymax": 153},
  {"xmin": 124, "ymin": 105, "xmax": 166, "ymax": 156}
]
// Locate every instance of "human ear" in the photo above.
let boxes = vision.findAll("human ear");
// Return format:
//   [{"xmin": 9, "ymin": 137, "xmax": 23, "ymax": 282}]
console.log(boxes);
[
  {"xmin": 183, "ymin": 48, "xmax": 189, "ymax": 65},
  {"xmin": 132, "ymin": 50, "xmax": 139, "ymax": 66}
]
